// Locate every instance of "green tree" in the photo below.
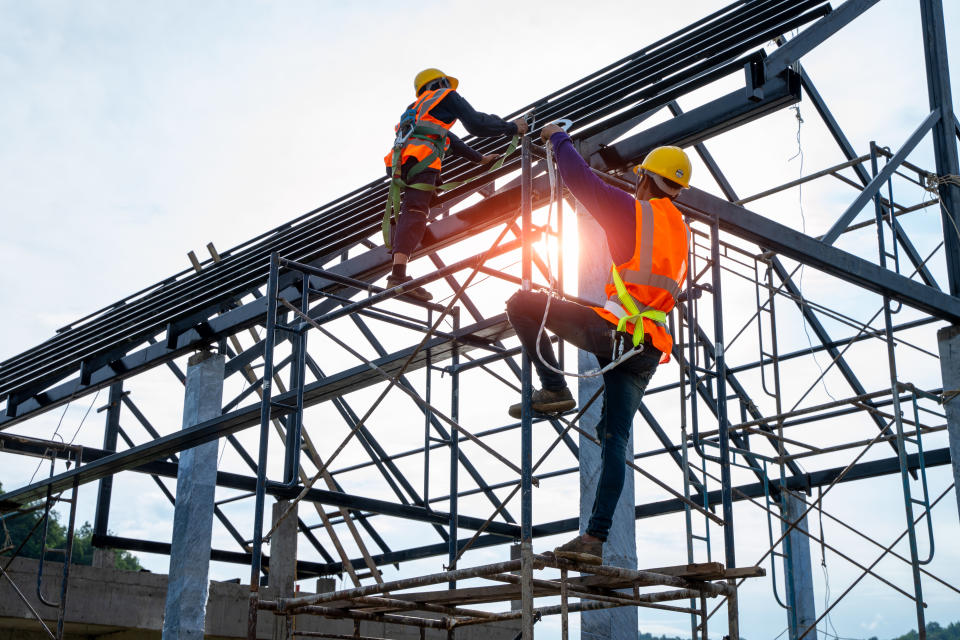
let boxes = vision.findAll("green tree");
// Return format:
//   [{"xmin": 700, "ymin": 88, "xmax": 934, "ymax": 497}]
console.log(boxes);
[
  {"xmin": 0, "ymin": 482, "xmax": 142, "ymax": 571},
  {"xmin": 892, "ymin": 621, "xmax": 960, "ymax": 640}
]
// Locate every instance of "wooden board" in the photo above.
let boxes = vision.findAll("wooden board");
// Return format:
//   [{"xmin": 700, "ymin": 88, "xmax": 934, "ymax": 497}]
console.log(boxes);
[
  {"xmin": 316, "ymin": 563, "xmax": 766, "ymax": 613},
  {"xmin": 640, "ymin": 562, "xmax": 727, "ymax": 580},
  {"xmin": 724, "ymin": 566, "xmax": 767, "ymax": 579}
]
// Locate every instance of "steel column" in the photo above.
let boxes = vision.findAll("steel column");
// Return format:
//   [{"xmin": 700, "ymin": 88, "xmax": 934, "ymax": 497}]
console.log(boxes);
[
  {"xmin": 93, "ymin": 381, "xmax": 122, "ymax": 542},
  {"xmin": 519, "ymin": 133, "xmax": 535, "ymax": 640},
  {"xmin": 575, "ymin": 175, "xmax": 639, "ymax": 640},
  {"xmin": 248, "ymin": 252, "xmax": 281, "ymax": 639},
  {"xmin": 937, "ymin": 325, "xmax": 960, "ymax": 526},
  {"xmin": 709, "ymin": 218, "xmax": 736, "ymax": 571},
  {"xmin": 781, "ymin": 491, "xmax": 818, "ymax": 640},
  {"xmin": 449, "ymin": 308, "xmax": 460, "ymax": 587},
  {"xmin": 919, "ymin": 0, "xmax": 960, "ymax": 295}
]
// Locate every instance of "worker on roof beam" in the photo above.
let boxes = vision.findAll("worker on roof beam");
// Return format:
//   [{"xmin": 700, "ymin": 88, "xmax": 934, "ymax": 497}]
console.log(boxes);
[
  {"xmin": 384, "ymin": 68, "xmax": 527, "ymax": 302},
  {"xmin": 506, "ymin": 124, "xmax": 691, "ymax": 563}
]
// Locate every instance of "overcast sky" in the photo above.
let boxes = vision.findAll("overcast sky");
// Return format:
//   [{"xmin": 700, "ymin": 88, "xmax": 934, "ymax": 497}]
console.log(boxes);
[{"xmin": 2, "ymin": 1, "xmax": 959, "ymax": 638}]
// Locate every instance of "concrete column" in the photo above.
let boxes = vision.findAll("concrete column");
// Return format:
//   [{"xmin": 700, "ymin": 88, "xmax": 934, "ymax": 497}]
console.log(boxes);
[
  {"xmin": 92, "ymin": 548, "xmax": 115, "ymax": 569},
  {"xmin": 270, "ymin": 500, "xmax": 298, "ymax": 640},
  {"xmin": 510, "ymin": 544, "xmax": 521, "ymax": 611},
  {"xmin": 162, "ymin": 351, "xmax": 225, "ymax": 640},
  {"xmin": 937, "ymin": 325, "xmax": 960, "ymax": 523},
  {"xmin": 781, "ymin": 491, "xmax": 817, "ymax": 640},
  {"xmin": 577, "ymin": 200, "xmax": 638, "ymax": 640}
]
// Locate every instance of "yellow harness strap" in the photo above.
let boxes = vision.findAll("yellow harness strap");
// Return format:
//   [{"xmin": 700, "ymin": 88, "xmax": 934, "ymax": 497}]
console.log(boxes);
[{"xmin": 610, "ymin": 263, "xmax": 667, "ymax": 347}]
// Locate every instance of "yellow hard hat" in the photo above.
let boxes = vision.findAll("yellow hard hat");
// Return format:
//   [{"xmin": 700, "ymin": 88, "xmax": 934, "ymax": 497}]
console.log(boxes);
[
  {"xmin": 414, "ymin": 68, "xmax": 459, "ymax": 95},
  {"xmin": 636, "ymin": 145, "xmax": 692, "ymax": 189}
]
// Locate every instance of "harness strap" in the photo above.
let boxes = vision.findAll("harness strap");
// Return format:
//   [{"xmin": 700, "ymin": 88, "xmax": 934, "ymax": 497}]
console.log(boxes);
[
  {"xmin": 609, "ymin": 266, "xmax": 667, "ymax": 347},
  {"xmin": 605, "ymin": 199, "xmax": 686, "ymax": 347},
  {"xmin": 382, "ymin": 134, "xmax": 520, "ymax": 248}
]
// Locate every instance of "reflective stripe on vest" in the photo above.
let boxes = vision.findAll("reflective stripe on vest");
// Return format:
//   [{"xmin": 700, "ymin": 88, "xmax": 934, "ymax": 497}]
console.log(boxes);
[
  {"xmin": 610, "ymin": 201, "xmax": 682, "ymax": 300},
  {"xmin": 592, "ymin": 198, "xmax": 689, "ymax": 356},
  {"xmin": 602, "ymin": 300, "xmax": 667, "ymax": 328},
  {"xmin": 608, "ymin": 254, "xmax": 668, "ymax": 347},
  {"xmin": 384, "ymin": 88, "xmax": 456, "ymax": 171}
]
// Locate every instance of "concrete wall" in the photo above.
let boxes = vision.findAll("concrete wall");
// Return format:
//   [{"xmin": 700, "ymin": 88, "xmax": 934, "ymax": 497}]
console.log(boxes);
[{"xmin": 0, "ymin": 557, "xmax": 519, "ymax": 640}]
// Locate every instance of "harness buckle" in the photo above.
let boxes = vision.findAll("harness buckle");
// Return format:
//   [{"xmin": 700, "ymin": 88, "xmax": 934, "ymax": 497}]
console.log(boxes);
[
  {"xmin": 394, "ymin": 126, "xmax": 414, "ymax": 147},
  {"xmin": 611, "ymin": 330, "xmax": 643, "ymax": 361}
]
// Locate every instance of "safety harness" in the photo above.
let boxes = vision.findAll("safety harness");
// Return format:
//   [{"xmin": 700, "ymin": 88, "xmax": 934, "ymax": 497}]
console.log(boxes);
[
  {"xmin": 599, "ymin": 199, "xmax": 684, "ymax": 350},
  {"xmin": 608, "ymin": 265, "xmax": 668, "ymax": 348},
  {"xmin": 382, "ymin": 92, "xmax": 521, "ymax": 248},
  {"xmin": 534, "ymin": 124, "xmax": 662, "ymax": 377}
]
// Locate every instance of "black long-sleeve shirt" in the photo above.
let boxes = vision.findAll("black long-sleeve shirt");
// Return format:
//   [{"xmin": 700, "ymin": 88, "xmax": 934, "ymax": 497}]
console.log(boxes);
[{"xmin": 411, "ymin": 90, "xmax": 518, "ymax": 163}]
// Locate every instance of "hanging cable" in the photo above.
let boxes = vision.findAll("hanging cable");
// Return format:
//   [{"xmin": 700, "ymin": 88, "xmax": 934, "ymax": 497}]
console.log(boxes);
[
  {"xmin": 533, "ymin": 122, "xmax": 644, "ymax": 379},
  {"xmin": 923, "ymin": 172, "xmax": 960, "ymax": 246},
  {"xmin": 817, "ymin": 485, "xmax": 844, "ymax": 640},
  {"xmin": 786, "ymin": 106, "xmax": 837, "ymax": 404},
  {"xmin": 25, "ymin": 386, "xmax": 95, "ymax": 483}
]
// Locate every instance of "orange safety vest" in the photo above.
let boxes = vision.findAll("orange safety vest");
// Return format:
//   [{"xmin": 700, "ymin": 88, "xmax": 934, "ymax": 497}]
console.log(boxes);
[
  {"xmin": 384, "ymin": 88, "xmax": 456, "ymax": 172},
  {"xmin": 591, "ymin": 197, "xmax": 689, "ymax": 362}
]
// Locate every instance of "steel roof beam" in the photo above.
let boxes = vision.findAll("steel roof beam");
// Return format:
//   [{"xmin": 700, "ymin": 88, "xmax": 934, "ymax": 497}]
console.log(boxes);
[
  {"xmin": 0, "ymin": 0, "xmax": 831, "ymax": 404},
  {"xmin": 676, "ymin": 188, "xmax": 960, "ymax": 322},
  {"xmin": 0, "ymin": 315, "xmax": 511, "ymax": 508},
  {"xmin": 0, "ymin": 178, "xmax": 550, "ymax": 428},
  {"xmin": 586, "ymin": 68, "xmax": 801, "ymax": 173},
  {"xmin": 763, "ymin": 0, "xmax": 879, "ymax": 74}
]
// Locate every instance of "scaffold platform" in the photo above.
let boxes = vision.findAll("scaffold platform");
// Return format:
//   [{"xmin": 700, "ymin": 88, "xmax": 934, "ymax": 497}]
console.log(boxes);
[{"xmin": 258, "ymin": 557, "xmax": 765, "ymax": 639}]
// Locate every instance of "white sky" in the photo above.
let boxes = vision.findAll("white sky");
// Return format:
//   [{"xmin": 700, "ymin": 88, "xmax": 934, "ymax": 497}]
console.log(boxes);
[{"xmin": 1, "ymin": 1, "xmax": 960, "ymax": 638}]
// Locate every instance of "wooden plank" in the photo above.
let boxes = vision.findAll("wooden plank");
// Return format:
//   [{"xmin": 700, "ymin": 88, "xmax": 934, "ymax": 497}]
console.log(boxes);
[
  {"xmin": 315, "ymin": 563, "xmax": 763, "ymax": 614},
  {"xmin": 637, "ymin": 562, "xmax": 726, "ymax": 580},
  {"xmin": 724, "ymin": 566, "xmax": 766, "ymax": 579}
]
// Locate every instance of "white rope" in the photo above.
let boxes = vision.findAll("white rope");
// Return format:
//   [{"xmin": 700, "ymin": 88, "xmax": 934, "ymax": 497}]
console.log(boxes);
[
  {"xmin": 533, "ymin": 136, "xmax": 642, "ymax": 379},
  {"xmin": 923, "ymin": 173, "xmax": 960, "ymax": 246}
]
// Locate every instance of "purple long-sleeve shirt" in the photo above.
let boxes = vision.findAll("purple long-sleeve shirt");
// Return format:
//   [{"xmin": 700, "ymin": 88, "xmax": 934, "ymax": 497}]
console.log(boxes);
[{"xmin": 550, "ymin": 131, "xmax": 637, "ymax": 265}]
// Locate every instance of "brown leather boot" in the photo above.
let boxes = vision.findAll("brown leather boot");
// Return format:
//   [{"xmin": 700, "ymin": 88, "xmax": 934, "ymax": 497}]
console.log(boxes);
[
  {"xmin": 508, "ymin": 387, "xmax": 576, "ymax": 419},
  {"xmin": 386, "ymin": 274, "xmax": 433, "ymax": 303},
  {"xmin": 549, "ymin": 534, "xmax": 603, "ymax": 565}
]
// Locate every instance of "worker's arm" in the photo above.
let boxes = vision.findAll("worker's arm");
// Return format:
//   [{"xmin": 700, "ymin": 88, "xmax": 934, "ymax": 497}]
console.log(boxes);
[
  {"xmin": 549, "ymin": 131, "xmax": 636, "ymax": 263},
  {"xmin": 439, "ymin": 92, "xmax": 519, "ymax": 137},
  {"xmin": 446, "ymin": 132, "xmax": 485, "ymax": 163}
]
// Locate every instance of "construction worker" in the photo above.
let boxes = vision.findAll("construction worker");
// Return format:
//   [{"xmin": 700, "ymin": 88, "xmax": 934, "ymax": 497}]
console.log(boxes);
[
  {"xmin": 505, "ymin": 123, "xmax": 690, "ymax": 563},
  {"xmin": 385, "ymin": 68, "xmax": 527, "ymax": 302}
]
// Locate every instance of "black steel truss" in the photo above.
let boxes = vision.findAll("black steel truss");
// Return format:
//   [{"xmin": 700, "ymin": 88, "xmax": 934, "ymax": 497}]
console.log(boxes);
[{"xmin": 1, "ymin": 1, "xmax": 958, "ymax": 637}]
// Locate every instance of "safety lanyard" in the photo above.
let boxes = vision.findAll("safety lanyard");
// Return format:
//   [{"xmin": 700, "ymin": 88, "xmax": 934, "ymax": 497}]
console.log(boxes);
[{"xmin": 382, "ymin": 134, "xmax": 520, "ymax": 248}]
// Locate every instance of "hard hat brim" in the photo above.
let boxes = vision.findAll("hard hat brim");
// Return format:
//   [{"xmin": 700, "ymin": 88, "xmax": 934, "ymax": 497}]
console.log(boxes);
[{"xmin": 446, "ymin": 75, "xmax": 459, "ymax": 91}]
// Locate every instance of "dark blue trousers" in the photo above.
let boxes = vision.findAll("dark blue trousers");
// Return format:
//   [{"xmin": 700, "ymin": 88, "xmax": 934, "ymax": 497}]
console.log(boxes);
[
  {"xmin": 388, "ymin": 160, "xmax": 439, "ymax": 256},
  {"xmin": 505, "ymin": 290, "xmax": 660, "ymax": 540}
]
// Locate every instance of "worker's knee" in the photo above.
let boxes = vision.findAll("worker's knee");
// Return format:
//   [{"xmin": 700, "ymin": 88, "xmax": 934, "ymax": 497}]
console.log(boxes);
[
  {"xmin": 393, "ymin": 209, "xmax": 428, "ymax": 256},
  {"xmin": 506, "ymin": 290, "xmax": 546, "ymax": 322},
  {"xmin": 402, "ymin": 186, "xmax": 433, "ymax": 217},
  {"xmin": 505, "ymin": 290, "xmax": 525, "ymax": 316},
  {"xmin": 403, "ymin": 198, "xmax": 430, "ymax": 217}
]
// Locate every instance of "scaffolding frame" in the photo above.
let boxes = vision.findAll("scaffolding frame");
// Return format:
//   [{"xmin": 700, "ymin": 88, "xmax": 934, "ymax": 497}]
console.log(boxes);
[{"xmin": 1, "ymin": 1, "xmax": 959, "ymax": 638}]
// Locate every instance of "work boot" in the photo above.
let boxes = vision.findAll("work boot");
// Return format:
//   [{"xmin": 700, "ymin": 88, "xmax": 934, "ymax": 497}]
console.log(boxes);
[
  {"xmin": 386, "ymin": 274, "xmax": 433, "ymax": 303},
  {"xmin": 547, "ymin": 534, "xmax": 603, "ymax": 565},
  {"xmin": 508, "ymin": 387, "xmax": 576, "ymax": 419}
]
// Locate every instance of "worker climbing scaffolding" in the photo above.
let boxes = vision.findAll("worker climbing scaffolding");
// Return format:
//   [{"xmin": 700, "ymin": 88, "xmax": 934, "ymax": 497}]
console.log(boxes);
[
  {"xmin": 506, "ymin": 123, "xmax": 692, "ymax": 564},
  {"xmin": 384, "ymin": 68, "xmax": 527, "ymax": 302}
]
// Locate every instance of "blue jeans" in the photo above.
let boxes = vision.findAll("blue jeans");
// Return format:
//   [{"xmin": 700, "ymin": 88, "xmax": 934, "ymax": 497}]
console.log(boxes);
[
  {"xmin": 586, "ymin": 361, "xmax": 658, "ymax": 540},
  {"xmin": 505, "ymin": 291, "xmax": 661, "ymax": 540}
]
